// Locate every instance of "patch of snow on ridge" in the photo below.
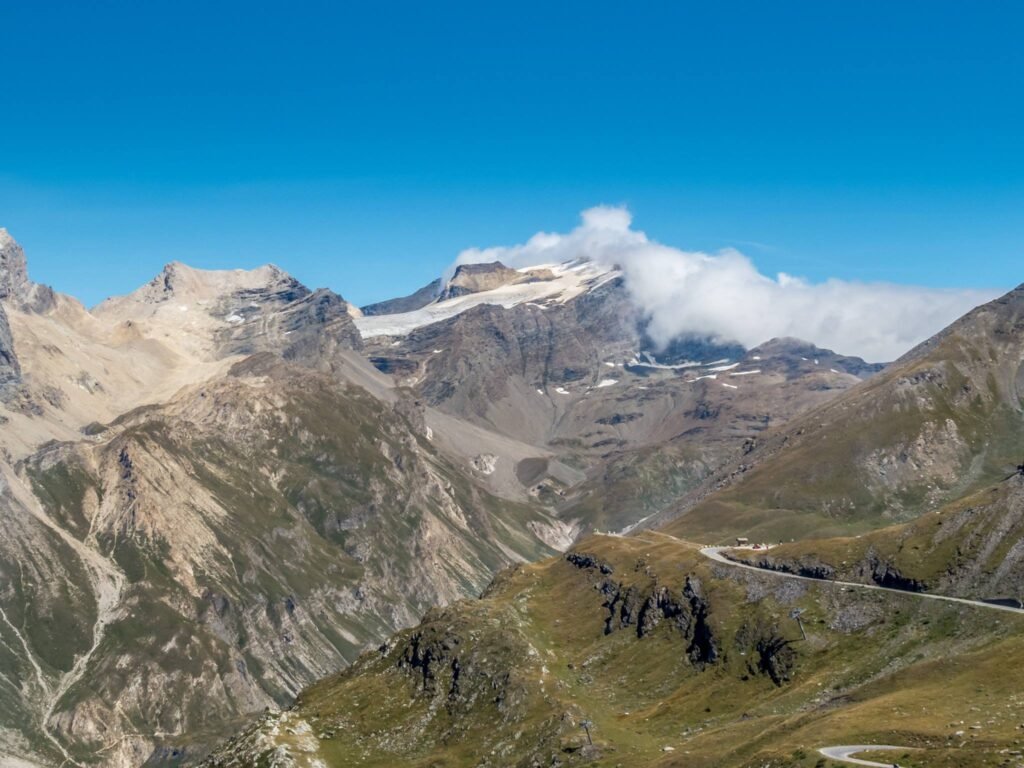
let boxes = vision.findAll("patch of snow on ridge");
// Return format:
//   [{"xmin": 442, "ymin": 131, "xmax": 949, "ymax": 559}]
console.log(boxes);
[
  {"xmin": 721, "ymin": 382, "xmax": 738, "ymax": 389},
  {"xmin": 596, "ymin": 379, "xmax": 618, "ymax": 388},
  {"xmin": 628, "ymin": 352, "xmax": 703, "ymax": 370},
  {"xmin": 707, "ymin": 362, "xmax": 740, "ymax": 372},
  {"xmin": 555, "ymin": 387, "xmax": 570, "ymax": 395},
  {"xmin": 354, "ymin": 259, "xmax": 620, "ymax": 338},
  {"xmin": 729, "ymin": 369, "xmax": 761, "ymax": 376}
]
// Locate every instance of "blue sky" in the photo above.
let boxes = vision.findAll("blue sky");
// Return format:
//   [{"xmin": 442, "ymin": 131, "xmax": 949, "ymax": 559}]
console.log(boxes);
[{"xmin": 1, "ymin": 0, "xmax": 1022, "ymax": 308}]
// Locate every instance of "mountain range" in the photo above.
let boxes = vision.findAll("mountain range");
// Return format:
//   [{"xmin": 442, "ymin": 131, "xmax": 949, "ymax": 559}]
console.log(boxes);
[{"xmin": 0, "ymin": 227, "xmax": 1018, "ymax": 768}]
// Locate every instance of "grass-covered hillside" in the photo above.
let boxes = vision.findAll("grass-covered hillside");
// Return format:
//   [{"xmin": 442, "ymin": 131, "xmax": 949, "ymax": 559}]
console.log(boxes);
[
  {"xmin": 662, "ymin": 284, "xmax": 1024, "ymax": 544},
  {"xmin": 729, "ymin": 475, "xmax": 1024, "ymax": 605},
  {"xmin": 205, "ymin": 533, "xmax": 1024, "ymax": 768}
]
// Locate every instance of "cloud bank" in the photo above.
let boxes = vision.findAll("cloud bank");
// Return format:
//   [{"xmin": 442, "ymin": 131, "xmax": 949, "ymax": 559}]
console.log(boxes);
[{"xmin": 451, "ymin": 206, "xmax": 998, "ymax": 362}]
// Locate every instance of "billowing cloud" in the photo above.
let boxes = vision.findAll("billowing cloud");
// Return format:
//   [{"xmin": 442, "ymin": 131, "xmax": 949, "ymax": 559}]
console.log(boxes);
[{"xmin": 451, "ymin": 206, "xmax": 998, "ymax": 362}]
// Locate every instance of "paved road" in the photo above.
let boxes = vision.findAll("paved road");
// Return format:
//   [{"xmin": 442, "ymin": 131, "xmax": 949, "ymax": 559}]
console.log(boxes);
[
  {"xmin": 818, "ymin": 745, "xmax": 909, "ymax": 766},
  {"xmin": 699, "ymin": 547, "xmax": 1024, "ymax": 615}
]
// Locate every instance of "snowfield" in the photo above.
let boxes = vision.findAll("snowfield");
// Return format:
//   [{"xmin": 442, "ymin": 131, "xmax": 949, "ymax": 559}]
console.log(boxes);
[{"xmin": 354, "ymin": 260, "xmax": 621, "ymax": 338}]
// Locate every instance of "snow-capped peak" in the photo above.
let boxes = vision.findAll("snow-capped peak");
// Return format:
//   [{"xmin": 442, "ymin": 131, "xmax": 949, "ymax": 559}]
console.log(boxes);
[{"xmin": 354, "ymin": 259, "xmax": 620, "ymax": 338}]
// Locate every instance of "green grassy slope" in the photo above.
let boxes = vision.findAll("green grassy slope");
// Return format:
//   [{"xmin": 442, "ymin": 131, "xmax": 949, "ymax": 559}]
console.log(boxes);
[
  {"xmin": 204, "ymin": 533, "xmax": 1024, "ymax": 768},
  {"xmin": 729, "ymin": 476, "xmax": 1024, "ymax": 604},
  {"xmin": 663, "ymin": 285, "xmax": 1024, "ymax": 544}
]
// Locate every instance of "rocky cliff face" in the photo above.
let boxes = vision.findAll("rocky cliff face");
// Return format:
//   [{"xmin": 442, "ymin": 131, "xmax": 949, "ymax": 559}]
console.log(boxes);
[
  {"xmin": 0, "ymin": 303, "xmax": 21, "ymax": 389},
  {"xmin": 438, "ymin": 261, "xmax": 523, "ymax": 300},
  {"xmin": 0, "ymin": 229, "xmax": 56, "ymax": 313},
  {"xmin": 0, "ymin": 229, "xmax": 60, "ymax": 393}
]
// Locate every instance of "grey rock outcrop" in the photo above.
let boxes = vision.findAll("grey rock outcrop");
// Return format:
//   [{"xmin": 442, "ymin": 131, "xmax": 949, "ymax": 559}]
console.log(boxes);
[
  {"xmin": 0, "ymin": 303, "xmax": 20, "ymax": 388},
  {"xmin": 0, "ymin": 228, "xmax": 56, "ymax": 312},
  {"xmin": 438, "ymin": 261, "xmax": 521, "ymax": 300}
]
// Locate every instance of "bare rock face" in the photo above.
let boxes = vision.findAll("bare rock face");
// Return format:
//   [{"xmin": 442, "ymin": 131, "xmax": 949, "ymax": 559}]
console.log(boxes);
[
  {"xmin": 0, "ymin": 228, "xmax": 56, "ymax": 312},
  {"xmin": 0, "ymin": 228, "xmax": 32, "ymax": 303},
  {"xmin": 438, "ymin": 261, "xmax": 521, "ymax": 300},
  {"xmin": 0, "ymin": 303, "xmax": 20, "ymax": 389},
  {"xmin": 0, "ymin": 230, "xmax": 40, "ymax": 390},
  {"xmin": 94, "ymin": 260, "xmax": 364, "ymax": 365}
]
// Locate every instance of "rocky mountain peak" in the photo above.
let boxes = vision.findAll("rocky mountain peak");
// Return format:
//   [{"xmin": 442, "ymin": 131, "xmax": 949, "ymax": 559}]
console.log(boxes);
[
  {"xmin": 103, "ymin": 261, "xmax": 308, "ymax": 313},
  {"xmin": 440, "ymin": 261, "xmax": 521, "ymax": 300},
  {"xmin": 0, "ymin": 228, "xmax": 34, "ymax": 302},
  {"xmin": 0, "ymin": 228, "xmax": 56, "ymax": 312},
  {"xmin": 361, "ymin": 277, "xmax": 443, "ymax": 316}
]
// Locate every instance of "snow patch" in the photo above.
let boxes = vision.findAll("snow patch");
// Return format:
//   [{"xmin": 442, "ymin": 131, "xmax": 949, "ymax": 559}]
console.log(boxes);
[
  {"xmin": 354, "ymin": 259, "xmax": 620, "ymax": 338},
  {"xmin": 629, "ymin": 351, "xmax": 704, "ymax": 370},
  {"xmin": 596, "ymin": 379, "xmax": 618, "ymax": 388}
]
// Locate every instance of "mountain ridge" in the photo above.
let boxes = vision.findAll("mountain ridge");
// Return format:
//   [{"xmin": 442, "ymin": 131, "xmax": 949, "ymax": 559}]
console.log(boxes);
[{"xmin": 0, "ymin": 228, "xmax": 990, "ymax": 768}]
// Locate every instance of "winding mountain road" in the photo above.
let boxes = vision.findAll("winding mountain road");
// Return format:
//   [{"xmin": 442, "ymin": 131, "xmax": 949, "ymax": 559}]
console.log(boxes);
[
  {"xmin": 699, "ymin": 547, "xmax": 1024, "ymax": 615},
  {"xmin": 694, "ymin": 543, "xmax": 1021, "ymax": 766},
  {"xmin": 818, "ymin": 745, "xmax": 908, "ymax": 767}
]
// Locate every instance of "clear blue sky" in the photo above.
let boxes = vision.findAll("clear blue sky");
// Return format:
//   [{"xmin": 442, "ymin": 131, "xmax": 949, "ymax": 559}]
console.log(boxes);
[{"xmin": 2, "ymin": 0, "xmax": 1021, "ymax": 307}]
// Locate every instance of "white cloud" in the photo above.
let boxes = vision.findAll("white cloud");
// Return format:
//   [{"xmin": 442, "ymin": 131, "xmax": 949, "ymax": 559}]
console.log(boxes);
[{"xmin": 450, "ymin": 206, "xmax": 997, "ymax": 361}]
